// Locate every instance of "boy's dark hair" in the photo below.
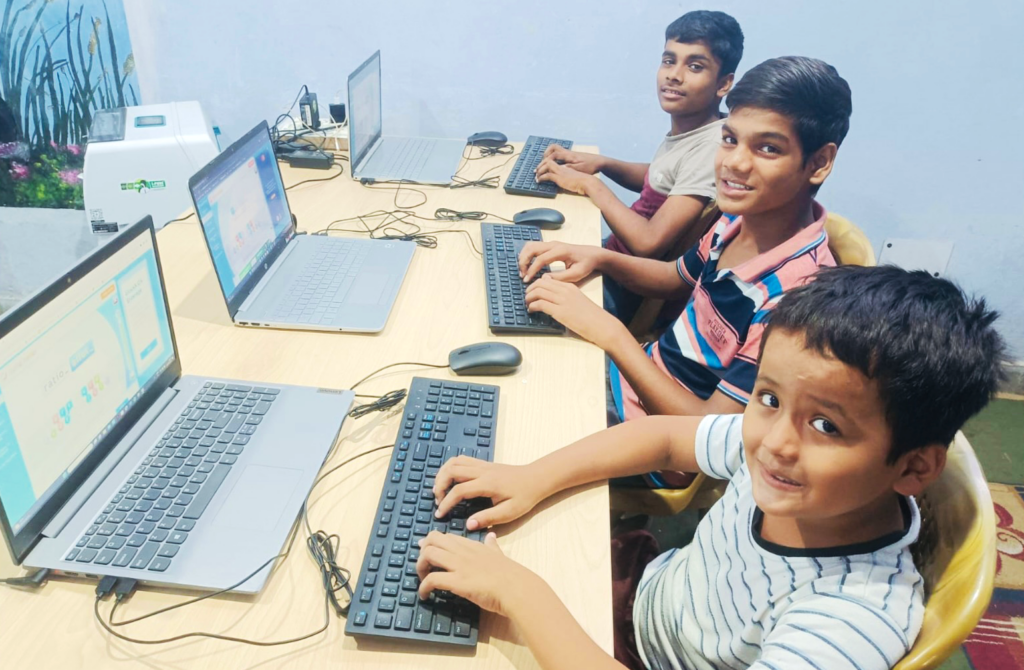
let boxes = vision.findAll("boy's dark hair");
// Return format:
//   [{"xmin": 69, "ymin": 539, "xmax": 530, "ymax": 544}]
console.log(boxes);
[
  {"xmin": 665, "ymin": 11, "xmax": 744, "ymax": 76},
  {"xmin": 726, "ymin": 56, "xmax": 852, "ymax": 160},
  {"xmin": 763, "ymin": 265, "xmax": 1006, "ymax": 464}
]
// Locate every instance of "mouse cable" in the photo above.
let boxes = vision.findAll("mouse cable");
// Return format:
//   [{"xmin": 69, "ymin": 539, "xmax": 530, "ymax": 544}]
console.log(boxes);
[
  {"xmin": 450, "ymin": 147, "xmax": 520, "ymax": 190},
  {"xmin": 94, "ymin": 443, "xmax": 395, "ymax": 646},
  {"xmin": 433, "ymin": 208, "xmax": 513, "ymax": 224},
  {"xmin": 314, "ymin": 208, "xmax": 483, "ymax": 257},
  {"xmin": 350, "ymin": 360, "xmax": 449, "ymax": 392}
]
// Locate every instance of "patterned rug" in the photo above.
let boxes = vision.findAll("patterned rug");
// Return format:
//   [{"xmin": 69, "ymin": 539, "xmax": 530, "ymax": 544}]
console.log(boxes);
[{"xmin": 957, "ymin": 484, "xmax": 1024, "ymax": 668}]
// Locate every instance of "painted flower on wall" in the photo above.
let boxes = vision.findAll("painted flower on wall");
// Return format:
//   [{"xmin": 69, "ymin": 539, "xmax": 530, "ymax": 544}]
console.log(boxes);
[{"xmin": 9, "ymin": 162, "xmax": 29, "ymax": 180}]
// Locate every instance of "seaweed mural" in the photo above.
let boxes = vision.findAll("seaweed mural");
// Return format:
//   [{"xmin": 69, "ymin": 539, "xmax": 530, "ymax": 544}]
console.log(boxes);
[{"xmin": 0, "ymin": 0, "xmax": 139, "ymax": 208}]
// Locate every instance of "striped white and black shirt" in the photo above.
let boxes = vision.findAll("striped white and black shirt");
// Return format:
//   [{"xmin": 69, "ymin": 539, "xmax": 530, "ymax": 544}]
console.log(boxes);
[{"xmin": 634, "ymin": 414, "xmax": 925, "ymax": 670}]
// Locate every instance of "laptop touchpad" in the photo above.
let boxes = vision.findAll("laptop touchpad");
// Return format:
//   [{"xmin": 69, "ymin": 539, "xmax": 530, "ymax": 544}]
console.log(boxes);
[
  {"xmin": 347, "ymin": 273, "xmax": 387, "ymax": 305},
  {"xmin": 214, "ymin": 465, "xmax": 301, "ymax": 531}
]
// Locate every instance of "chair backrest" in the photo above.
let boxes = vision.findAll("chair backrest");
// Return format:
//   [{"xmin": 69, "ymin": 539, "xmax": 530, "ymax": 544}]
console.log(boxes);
[
  {"xmin": 824, "ymin": 212, "xmax": 876, "ymax": 267},
  {"xmin": 627, "ymin": 201, "xmax": 721, "ymax": 340},
  {"xmin": 895, "ymin": 433, "xmax": 997, "ymax": 670}
]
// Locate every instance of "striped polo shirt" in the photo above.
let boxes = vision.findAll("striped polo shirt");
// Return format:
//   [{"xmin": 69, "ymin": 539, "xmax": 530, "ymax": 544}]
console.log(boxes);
[
  {"xmin": 610, "ymin": 202, "xmax": 835, "ymax": 422},
  {"xmin": 634, "ymin": 414, "xmax": 925, "ymax": 670}
]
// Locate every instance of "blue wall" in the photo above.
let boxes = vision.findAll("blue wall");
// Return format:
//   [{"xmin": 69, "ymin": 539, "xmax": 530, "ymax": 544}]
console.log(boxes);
[{"xmin": 125, "ymin": 0, "xmax": 1024, "ymax": 356}]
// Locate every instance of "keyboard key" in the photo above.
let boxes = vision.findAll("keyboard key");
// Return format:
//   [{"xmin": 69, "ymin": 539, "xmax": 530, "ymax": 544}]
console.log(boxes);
[
  {"xmin": 94, "ymin": 549, "xmax": 117, "ymax": 566},
  {"xmin": 148, "ymin": 557, "xmax": 172, "ymax": 572},
  {"xmin": 374, "ymin": 613, "xmax": 393, "ymax": 629},
  {"xmin": 113, "ymin": 548, "xmax": 138, "ymax": 568}
]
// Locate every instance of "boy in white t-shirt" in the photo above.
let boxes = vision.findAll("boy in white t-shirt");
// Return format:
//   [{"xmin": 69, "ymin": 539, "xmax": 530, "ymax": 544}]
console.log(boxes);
[
  {"xmin": 533, "ymin": 11, "xmax": 744, "ymax": 324},
  {"xmin": 413, "ymin": 265, "xmax": 1006, "ymax": 670}
]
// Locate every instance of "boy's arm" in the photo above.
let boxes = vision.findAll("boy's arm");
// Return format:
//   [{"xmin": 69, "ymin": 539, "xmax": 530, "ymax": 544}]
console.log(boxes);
[
  {"xmin": 585, "ymin": 182, "xmax": 710, "ymax": 259},
  {"xmin": 520, "ymin": 245, "xmax": 692, "ymax": 300},
  {"xmin": 433, "ymin": 415, "xmax": 705, "ymax": 529},
  {"xmin": 607, "ymin": 328, "xmax": 744, "ymax": 416},
  {"xmin": 595, "ymin": 155, "xmax": 649, "ymax": 192}
]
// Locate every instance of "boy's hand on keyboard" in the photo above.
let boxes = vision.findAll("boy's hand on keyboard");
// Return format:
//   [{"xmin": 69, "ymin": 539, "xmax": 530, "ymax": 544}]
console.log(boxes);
[
  {"xmin": 525, "ymin": 276, "xmax": 624, "ymax": 350},
  {"xmin": 534, "ymin": 160, "xmax": 596, "ymax": 196},
  {"xmin": 434, "ymin": 456, "xmax": 545, "ymax": 530},
  {"xmin": 519, "ymin": 241, "xmax": 603, "ymax": 283},
  {"xmin": 417, "ymin": 531, "xmax": 535, "ymax": 618},
  {"xmin": 541, "ymin": 145, "xmax": 604, "ymax": 175}
]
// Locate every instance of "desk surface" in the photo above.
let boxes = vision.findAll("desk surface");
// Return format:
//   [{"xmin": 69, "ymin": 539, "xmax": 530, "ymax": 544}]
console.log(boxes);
[{"xmin": 0, "ymin": 146, "xmax": 612, "ymax": 669}]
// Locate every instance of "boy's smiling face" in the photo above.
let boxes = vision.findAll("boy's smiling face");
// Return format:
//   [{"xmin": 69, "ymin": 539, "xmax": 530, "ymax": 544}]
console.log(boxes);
[
  {"xmin": 657, "ymin": 40, "xmax": 729, "ymax": 118},
  {"xmin": 715, "ymin": 107, "xmax": 835, "ymax": 217},
  {"xmin": 742, "ymin": 329, "xmax": 913, "ymax": 543}
]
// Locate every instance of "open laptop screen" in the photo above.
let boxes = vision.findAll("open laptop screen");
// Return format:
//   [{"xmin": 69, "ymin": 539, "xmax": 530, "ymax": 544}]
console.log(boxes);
[
  {"xmin": 190, "ymin": 123, "xmax": 293, "ymax": 311},
  {"xmin": 0, "ymin": 221, "xmax": 175, "ymax": 550},
  {"xmin": 348, "ymin": 50, "xmax": 384, "ymax": 171}
]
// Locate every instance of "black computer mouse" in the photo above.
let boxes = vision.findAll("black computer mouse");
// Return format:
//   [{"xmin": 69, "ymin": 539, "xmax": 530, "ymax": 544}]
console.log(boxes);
[
  {"xmin": 467, "ymin": 131, "xmax": 508, "ymax": 149},
  {"xmin": 448, "ymin": 342, "xmax": 522, "ymax": 376},
  {"xmin": 513, "ymin": 208, "xmax": 565, "ymax": 230}
]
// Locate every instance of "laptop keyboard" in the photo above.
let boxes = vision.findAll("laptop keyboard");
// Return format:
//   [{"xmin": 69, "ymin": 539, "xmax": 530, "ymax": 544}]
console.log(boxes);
[
  {"xmin": 63, "ymin": 382, "xmax": 279, "ymax": 572},
  {"xmin": 379, "ymin": 138, "xmax": 437, "ymax": 180},
  {"xmin": 271, "ymin": 239, "xmax": 368, "ymax": 325},
  {"xmin": 345, "ymin": 377, "xmax": 498, "ymax": 647}
]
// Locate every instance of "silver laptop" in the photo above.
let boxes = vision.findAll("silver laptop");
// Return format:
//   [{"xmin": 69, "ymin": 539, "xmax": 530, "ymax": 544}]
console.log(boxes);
[
  {"xmin": 0, "ymin": 217, "xmax": 354, "ymax": 594},
  {"xmin": 348, "ymin": 50, "xmax": 467, "ymax": 184},
  {"xmin": 189, "ymin": 121, "xmax": 416, "ymax": 333}
]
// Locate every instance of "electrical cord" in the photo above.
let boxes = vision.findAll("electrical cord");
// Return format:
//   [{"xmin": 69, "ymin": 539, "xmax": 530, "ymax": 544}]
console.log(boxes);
[
  {"xmin": 93, "ymin": 443, "xmax": 396, "ymax": 646},
  {"xmin": 0, "ymin": 568, "xmax": 51, "ymax": 589},
  {"xmin": 284, "ymin": 162, "xmax": 344, "ymax": 190},
  {"xmin": 450, "ymin": 147, "xmax": 520, "ymax": 189},
  {"xmin": 164, "ymin": 211, "xmax": 196, "ymax": 225},
  {"xmin": 433, "ymin": 207, "xmax": 513, "ymax": 223},
  {"xmin": 313, "ymin": 208, "xmax": 483, "ymax": 256}
]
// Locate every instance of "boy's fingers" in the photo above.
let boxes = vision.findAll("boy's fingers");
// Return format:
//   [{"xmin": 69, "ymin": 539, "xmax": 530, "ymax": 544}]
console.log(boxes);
[
  {"xmin": 547, "ymin": 267, "xmax": 584, "ymax": 282},
  {"xmin": 526, "ymin": 298, "xmax": 555, "ymax": 315},
  {"xmin": 417, "ymin": 570, "xmax": 460, "ymax": 601},
  {"xmin": 416, "ymin": 542, "xmax": 455, "ymax": 580},
  {"xmin": 467, "ymin": 502, "xmax": 516, "ymax": 530},
  {"xmin": 435, "ymin": 480, "xmax": 487, "ymax": 518},
  {"xmin": 484, "ymin": 532, "xmax": 503, "ymax": 554},
  {"xmin": 432, "ymin": 457, "xmax": 481, "ymax": 499}
]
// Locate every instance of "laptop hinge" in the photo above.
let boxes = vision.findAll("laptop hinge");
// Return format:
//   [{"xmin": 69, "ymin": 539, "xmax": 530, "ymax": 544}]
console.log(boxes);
[
  {"xmin": 238, "ymin": 240, "xmax": 299, "ymax": 313},
  {"xmin": 41, "ymin": 387, "xmax": 179, "ymax": 539},
  {"xmin": 357, "ymin": 136, "xmax": 384, "ymax": 175}
]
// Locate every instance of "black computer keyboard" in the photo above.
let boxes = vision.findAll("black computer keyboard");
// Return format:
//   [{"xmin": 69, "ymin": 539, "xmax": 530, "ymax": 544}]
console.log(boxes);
[
  {"xmin": 482, "ymin": 223, "xmax": 564, "ymax": 335},
  {"xmin": 503, "ymin": 135, "xmax": 574, "ymax": 198},
  {"xmin": 346, "ymin": 377, "xmax": 500, "ymax": 647},
  {"xmin": 63, "ymin": 382, "xmax": 278, "ymax": 572}
]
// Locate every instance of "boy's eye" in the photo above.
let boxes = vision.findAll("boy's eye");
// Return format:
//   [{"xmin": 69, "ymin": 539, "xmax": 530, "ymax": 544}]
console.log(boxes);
[
  {"xmin": 662, "ymin": 58, "xmax": 675, "ymax": 66},
  {"xmin": 811, "ymin": 418, "xmax": 840, "ymax": 436},
  {"xmin": 758, "ymin": 391, "xmax": 779, "ymax": 409},
  {"xmin": 722, "ymin": 135, "xmax": 737, "ymax": 146},
  {"xmin": 688, "ymin": 63, "xmax": 704, "ymax": 73},
  {"xmin": 759, "ymin": 145, "xmax": 781, "ymax": 155}
]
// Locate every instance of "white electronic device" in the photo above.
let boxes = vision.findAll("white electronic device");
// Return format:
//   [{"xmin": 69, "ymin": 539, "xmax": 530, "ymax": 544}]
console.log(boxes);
[{"xmin": 83, "ymin": 101, "xmax": 219, "ymax": 233}]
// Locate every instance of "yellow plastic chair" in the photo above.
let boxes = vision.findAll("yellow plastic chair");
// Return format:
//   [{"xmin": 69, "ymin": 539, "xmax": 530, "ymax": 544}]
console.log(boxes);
[
  {"xmin": 824, "ymin": 212, "xmax": 876, "ymax": 266},
  {"xmin": 627, "ymin": 201, "xmax": 721, "ymax": 342},
  {"xmin": 614, "ymin": 213, "xmax": 877, "ymax": 518},
  {"xmin": 895, "ymin": 432, "xmax": 996, "ymax": 669}
]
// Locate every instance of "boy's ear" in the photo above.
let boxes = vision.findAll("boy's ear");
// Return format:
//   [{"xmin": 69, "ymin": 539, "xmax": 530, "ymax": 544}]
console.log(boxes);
[
  {"xmin": 807, "ymin": 142, "xmax": 839, "ymax": 189},
  {"xmin": 716, "ymin": 73, "xmax": 735, "ymax": 101},
  {"xmin": 893, "ymin": 444, "xmax": 947, "ymax": 497}
]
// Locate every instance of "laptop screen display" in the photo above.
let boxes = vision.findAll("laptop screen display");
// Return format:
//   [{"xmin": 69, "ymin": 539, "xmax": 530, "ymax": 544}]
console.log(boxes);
[
  {"xmin": 191, "ymin": 128, "xmax": 292, "ymax": 305},
  {"xmin": 0, "ymin": 230, "xmax": 175, "ymax": 534},
  {"xmin": 348, "ymin": 51, "xmax": 383, "ymax": 170}
]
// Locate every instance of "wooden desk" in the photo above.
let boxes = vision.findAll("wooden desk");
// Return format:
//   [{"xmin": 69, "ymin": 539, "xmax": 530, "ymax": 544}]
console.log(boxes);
[{"xmin": 0, "ymin": 146, "xmax": 612, "ymax": 668}]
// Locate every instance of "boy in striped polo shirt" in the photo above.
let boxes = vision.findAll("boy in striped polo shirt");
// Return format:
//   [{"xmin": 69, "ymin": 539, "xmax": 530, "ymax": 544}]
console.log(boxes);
[
  {"xmin": 416, "ymin": 265, "xmax": 1006, "ymax": 670},
  {"xmin": 519, "ymin": 58, "xmax": 851, "ymax": 467}
]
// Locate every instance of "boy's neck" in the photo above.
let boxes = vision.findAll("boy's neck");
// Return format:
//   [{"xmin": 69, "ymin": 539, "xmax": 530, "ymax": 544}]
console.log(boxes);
[
  {"xmin": 669, "ymin": 107, "xmax": 722, "ymax": 136},
  {"xmin": 736, "ymin": 192, "xmax": 818, "ymax": 254},
  {"xmin": 760, "ymin": 492, "xmax": 907, "ymax": 551}
]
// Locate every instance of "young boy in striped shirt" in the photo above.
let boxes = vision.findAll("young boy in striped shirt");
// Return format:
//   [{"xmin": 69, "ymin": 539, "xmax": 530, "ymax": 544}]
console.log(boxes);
[
  {"xmin": 416, "ymin": 265, "xmax": 1006, "ymax": 670},
  {"xmin": 519, "ymin": 57, "xmax": 850, "ymax": 462}
]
